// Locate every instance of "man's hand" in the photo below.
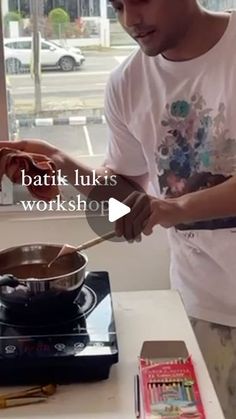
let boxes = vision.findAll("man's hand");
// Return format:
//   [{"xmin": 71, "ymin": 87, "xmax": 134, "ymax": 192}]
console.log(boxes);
[{"xmin": 115, "ymin": 191, "xmax": 183, "ymax": 241}]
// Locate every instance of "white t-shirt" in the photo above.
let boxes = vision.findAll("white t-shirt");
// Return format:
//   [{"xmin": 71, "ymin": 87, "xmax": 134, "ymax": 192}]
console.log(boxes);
[{"xmin": 104, "ymin": 11, "xmax": 236, "ymax": 327}]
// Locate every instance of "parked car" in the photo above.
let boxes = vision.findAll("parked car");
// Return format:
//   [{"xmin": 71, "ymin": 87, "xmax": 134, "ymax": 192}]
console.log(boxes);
[{"xmin": 4, "ymin": 37, "xmax": 85, "ymax": 73}]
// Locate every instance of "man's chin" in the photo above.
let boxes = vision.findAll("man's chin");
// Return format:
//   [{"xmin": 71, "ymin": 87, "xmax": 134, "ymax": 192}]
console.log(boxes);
[{"xmin": 139, "ymin": 44, "xmax": 162, "ymax": 57}]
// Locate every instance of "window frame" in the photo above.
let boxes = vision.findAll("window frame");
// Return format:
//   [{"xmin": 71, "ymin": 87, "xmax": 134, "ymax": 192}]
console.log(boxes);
[
  {"xmin": 0, "ymin": 3, "xmax": 107, "ymax": 215},
  {"xmin": 0, "ymin": 5, "xmax": 14, "ymax": 206}
]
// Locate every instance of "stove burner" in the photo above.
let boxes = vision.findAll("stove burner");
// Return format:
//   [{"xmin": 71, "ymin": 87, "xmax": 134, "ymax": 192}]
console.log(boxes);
[
  {"xmin": 0, "ymin": 272, "xmax": 119, "ymax": 384},
  {"xmin": 0, "ymin": 285, "xmax": 97, "ymax": 329},
  {"xmin": 76, "ymin": 285, "xmax": 96, "ymax": 314}
]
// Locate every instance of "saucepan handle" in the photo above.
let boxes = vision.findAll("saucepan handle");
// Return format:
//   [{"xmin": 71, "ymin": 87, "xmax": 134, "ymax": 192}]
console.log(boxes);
[{"xmin": 0, "ymin": 274, "xmax": 22, "ymax": 288}]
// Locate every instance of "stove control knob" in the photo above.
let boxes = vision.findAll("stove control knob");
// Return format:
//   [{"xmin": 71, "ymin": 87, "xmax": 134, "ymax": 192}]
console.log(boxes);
[
  {"xmin": 54, "ymin": 343, "xmax": 66, "ymax": 352},
  {"xmin": 74, "ymin": 342, "xmax": 85, "ymax": 350},
  {"xmin": 93, "ymin": 342, "xmax": 105, "ymax": 347},
  {"xmin": 5, "ymin": 345, "xmax": 17, "ymax": 354}
]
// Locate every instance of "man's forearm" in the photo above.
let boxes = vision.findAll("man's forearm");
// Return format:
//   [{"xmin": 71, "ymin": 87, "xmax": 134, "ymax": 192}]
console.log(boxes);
[{"xmin": 174, "ymin": 176, "xmax": 236, "ymax": 224}]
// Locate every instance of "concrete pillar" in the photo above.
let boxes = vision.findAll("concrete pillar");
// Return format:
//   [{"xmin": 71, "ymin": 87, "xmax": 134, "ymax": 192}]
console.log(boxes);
[
  {"xmin": 100, "ymin": 18, "xmax": 110, "ymax": 47},
  {"xmin": 100, "ymin": 0, "xmax": 107, "ymax": 18},
  {"xmin": 2, "ymin": 0, "xmax": 9, "ymax": 17},
  {"xmin": 0, "ymin": 0, "xmax": 13, "ymax": 205},
  {"xmin": 9, "ymin": 21, "xmax": 20, "ymax": 37},
  {"xmin": 100, "ymin": 0, "xmax": 110, "ymax": 46}
]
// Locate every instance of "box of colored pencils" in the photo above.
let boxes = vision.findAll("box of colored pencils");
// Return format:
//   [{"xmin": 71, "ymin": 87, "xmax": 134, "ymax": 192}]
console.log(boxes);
[{"xmin": 139, "ymin": 341, "xmax": 205, "ymax": 419}]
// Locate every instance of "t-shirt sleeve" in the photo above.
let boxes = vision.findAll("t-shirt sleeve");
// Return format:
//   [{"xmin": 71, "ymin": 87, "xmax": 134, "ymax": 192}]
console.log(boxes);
[{"xmin": 103, "ymin": 74, "xmax": 148, "ymax": 177}]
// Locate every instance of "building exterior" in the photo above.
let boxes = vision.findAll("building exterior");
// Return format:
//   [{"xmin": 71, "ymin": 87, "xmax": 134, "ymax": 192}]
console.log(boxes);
[
  {"xmin": 7, "ymin": 0, "xmax": 104, "ymax": 19},
  {"xmin": 5, "ymin": 0, "xmax": 236, "ymax": 18}
]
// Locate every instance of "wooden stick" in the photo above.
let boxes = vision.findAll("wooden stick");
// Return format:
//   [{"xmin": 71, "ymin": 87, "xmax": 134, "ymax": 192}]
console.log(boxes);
[
  {"xmin": 0, "ymin": 384, "xmax": 56, "ymax": 400},
  {"xmin": 48, "ymin": 231, "xmax": 116, "ymax": 267},
  {"xmin": 0, "ymin": 396, "xmax": 47, "ymax": 409},
  {"xmin": 76, "ymin": 231, "xmax": 116, "ymax": 251}
]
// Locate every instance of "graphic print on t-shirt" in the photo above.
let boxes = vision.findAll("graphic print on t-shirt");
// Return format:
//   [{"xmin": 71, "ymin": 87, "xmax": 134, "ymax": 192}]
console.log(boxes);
[{"xmin": 155, "ymin": 92, "xmax": 236, "ymax": 229}]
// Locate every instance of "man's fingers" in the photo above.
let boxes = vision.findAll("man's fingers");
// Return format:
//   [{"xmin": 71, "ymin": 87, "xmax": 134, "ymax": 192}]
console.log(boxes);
[
  {"xmin": 133, "ymin": 206, "xmax": 151, "ymax": 238},
  {"xmin": 115, "ymin": 191, "xmax": 141, "ymax": 237},
  {"xmin": 134, "ymin": 234, "xmax": 142, "ymax": 243},
  {"xmin": 116, "ymin": 192, "xmax": 151, "ymax": 241},
  {"xmin": 143, "ymin": 211, "xmax": 158, "ymax": 235},
  {"xmin": 127, "ymin": 193, "xmax": 150, "ymax": 240}
]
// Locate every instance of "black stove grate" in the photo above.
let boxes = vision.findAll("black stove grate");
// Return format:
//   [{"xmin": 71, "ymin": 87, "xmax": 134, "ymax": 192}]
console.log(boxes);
[
  {"xmin": 0, "ymin": 285, "xmax": 97, "ymax": 330},
  {"xmin": 0, "ymin": 272, "xmax": 119, "ymax": 384}
]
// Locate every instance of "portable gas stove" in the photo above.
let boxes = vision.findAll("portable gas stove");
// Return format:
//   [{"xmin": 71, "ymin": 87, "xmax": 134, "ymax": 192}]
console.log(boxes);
[{"xmin": 0, "ymin": 271, "xmax": 118, "ymax": 385}]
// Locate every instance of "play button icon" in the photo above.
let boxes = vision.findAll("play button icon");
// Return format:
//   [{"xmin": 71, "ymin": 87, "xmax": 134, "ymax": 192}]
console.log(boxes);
[
  {"xmin": 84, "ymin": 174, "xmax": 150, "ymax": 243},
  {"xmin": 108, "ymin": 198, "xmax": 131, "ymax": 222}
]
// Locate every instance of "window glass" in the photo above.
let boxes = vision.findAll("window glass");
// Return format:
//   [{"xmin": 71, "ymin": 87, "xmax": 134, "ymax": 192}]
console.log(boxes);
[
  {"xmin": 5, "ymin": 41, "xmax": 31, "ymax": 49},
  {"xmin": 1, "ymin": 0, "xmax": 235, "ymax": 206},
  {"xmin": 1, "ymin": 0, "xmax": 125, "ymax": 206},
  {"xmin": 16, "ymin": 41, "xmax": 31, "ymax": 49},
  {"xmin": 4, "ymin": 41, "xmax": 17, "ymax": 48},
  {"xmin": 41, "ymin": 42, "xmax": 51, "ymax": 50}
]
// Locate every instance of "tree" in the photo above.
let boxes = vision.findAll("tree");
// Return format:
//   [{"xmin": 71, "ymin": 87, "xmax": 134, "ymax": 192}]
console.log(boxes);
[
  {"xmin": 4, "ymin": 11, "xmax": 22, "ymax": 37},
  {"xmin": 48, "ymin": 7, "xmax": 70, "ymax": 38}
]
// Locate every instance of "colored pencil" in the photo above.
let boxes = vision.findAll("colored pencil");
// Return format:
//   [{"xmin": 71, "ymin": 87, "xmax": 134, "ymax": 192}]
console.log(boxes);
[{"xmin": 134, "ymin": 375, "xmax": 140, "ymax": 418}]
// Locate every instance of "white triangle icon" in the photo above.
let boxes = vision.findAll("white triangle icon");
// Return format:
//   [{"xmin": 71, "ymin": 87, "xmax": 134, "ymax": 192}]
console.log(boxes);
[{"xmin": 108, "ymin": 198, "xmax": 131, "ymax": 222}]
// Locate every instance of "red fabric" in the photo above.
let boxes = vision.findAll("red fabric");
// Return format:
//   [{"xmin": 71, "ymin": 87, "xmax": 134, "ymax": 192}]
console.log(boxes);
[{"xmin": 0, "ymin": 147, "xmax": 60, "ymax": 201}]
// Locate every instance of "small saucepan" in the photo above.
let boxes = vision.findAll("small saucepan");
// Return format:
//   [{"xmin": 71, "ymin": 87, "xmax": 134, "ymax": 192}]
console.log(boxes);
[{"xmin": 0, "ymin": 243, "xmax": 88, "ymax": 315}]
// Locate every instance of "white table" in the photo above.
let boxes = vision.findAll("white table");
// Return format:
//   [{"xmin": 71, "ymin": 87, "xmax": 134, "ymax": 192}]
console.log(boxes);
[{"xmin": 0, "ymin": 290, "xmax": 225, "ymax": 419}]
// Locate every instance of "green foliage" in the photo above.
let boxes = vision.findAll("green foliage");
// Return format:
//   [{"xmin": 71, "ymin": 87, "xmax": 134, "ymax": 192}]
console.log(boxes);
[
  {"xmin": 4, "ymin": 11, "xmax": 22, "ymax": 25},
  {"xmin": 49, "ymin": 8, "xmax": 69, "ymax": 25},
  {"xmin": 4, "ymin": 11, "xmax": 22, "ymax": 37},
  {"xmin": 48, "ymin": 7, "xmax": 70, "ymax": 38}
]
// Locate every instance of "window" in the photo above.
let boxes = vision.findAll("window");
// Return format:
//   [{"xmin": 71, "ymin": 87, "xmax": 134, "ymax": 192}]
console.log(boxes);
[
  {"xmin": 1, "ymin": 0, "xmax": 126, "ymax": 207},
  {"xmin": 5, "ymin": 41, "xmax": 32, "ymax": 49},
  {"xmin": 9, "ymin": 0, "xmax": 30, "ymax": 17},
  {"xmin": 1, "ymin": 0, "xmax": 234, "ymax": 207},
  {"xmin": 4, "ymin": 42, "xmax": 17, "ymax": 48},
  {"xmin": 41, "ymin": 42, "xmax": 52, "ymax": 50}
]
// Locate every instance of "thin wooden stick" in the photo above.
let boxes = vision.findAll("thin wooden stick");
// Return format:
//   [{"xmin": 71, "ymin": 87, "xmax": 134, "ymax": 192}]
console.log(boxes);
[
  {"xmin": 48, "ymin": 231, "xmax": 116, "ymax": 267},
  {"xmin": 0, "ymin": 384, "xmax": 56, "ymax": 400},
  {"xmin": 76, "ymin": 231, "xmax": 116, "ymax": 251},
  {"xmin": 0, "ymin": 397, "xmax": 47, "ymax": 409}
]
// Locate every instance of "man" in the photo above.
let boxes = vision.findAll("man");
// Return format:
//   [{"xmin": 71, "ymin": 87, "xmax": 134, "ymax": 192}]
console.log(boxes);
[{"xmin": 1, "ymin": 1, "xmax": 236, "ymax": 416}]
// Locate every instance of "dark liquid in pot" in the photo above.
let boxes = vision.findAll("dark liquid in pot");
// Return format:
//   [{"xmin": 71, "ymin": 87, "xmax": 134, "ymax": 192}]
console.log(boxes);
[
  {"xmin": 1, "ymin": 261, "xmax": 81, "ymax": 279},
  {"xmin": 5, "ymin": 263, "xmax": 60, "ymax": 279}
]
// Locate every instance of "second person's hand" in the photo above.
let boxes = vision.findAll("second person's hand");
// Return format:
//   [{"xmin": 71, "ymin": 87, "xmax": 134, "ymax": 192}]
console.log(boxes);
[{"xmin": 0, "ymin": 139, "xmax": 63, "ymax": 162}]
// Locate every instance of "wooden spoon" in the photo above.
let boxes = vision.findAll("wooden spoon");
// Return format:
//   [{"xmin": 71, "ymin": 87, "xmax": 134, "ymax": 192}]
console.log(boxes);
[
  {"xmin": 0, "ymin": 384, "xmax": 57, "ymax": 400},
  {"xmin": 48, "ymin": 230, "xmax": 116, "ymax": 268}
]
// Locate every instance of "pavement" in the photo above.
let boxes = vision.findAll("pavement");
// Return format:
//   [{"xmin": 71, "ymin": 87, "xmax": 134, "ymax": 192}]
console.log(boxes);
[
  {"xmin": 14, "ymin": 122, "xmax": 108, "ymax": 202},
  {"xmin": 19, "ymin": 123, "xmax": 108, "ymax": 158},
  {"xmin": 16, "ymin": 96, "xmax": 105, "ymax": 116},
  {"xmin": 10, "ymin": 48, "xmax": 137, "ymax": 117}
]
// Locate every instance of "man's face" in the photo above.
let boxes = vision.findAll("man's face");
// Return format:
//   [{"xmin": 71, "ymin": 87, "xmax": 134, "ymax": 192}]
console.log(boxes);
[{"xmin": 110, "ymin": 0, "xmax": 194, "ymax": 56}]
